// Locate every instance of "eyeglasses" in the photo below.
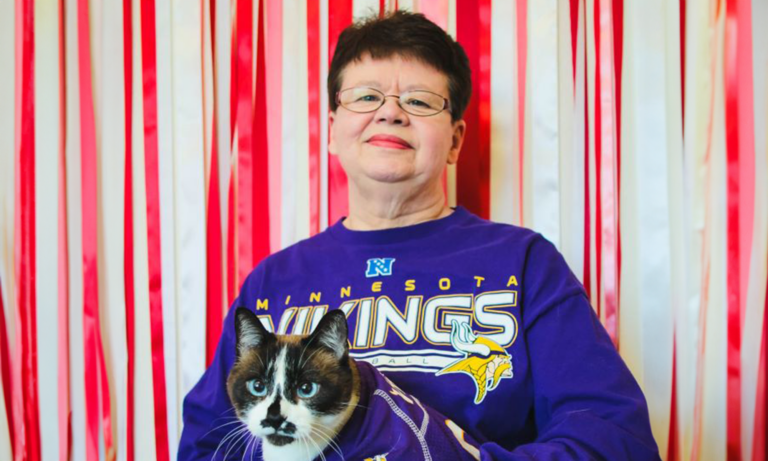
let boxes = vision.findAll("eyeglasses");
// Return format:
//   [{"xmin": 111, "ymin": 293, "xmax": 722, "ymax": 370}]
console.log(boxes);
[{"xmin": 336, "ymin": 87, "xmax": 451, "ymax": 117}]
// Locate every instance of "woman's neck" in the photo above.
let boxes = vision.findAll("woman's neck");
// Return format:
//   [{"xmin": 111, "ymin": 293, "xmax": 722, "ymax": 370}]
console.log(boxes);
[{"xmin": 343, "ymin": 183, "xmax": 452, "ymax": 230}]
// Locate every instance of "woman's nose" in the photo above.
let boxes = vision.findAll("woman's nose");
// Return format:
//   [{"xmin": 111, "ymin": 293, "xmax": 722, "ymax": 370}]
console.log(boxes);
[{"xmin": 375, "ymin": 96, "xmax": 409, "ymax": 125}]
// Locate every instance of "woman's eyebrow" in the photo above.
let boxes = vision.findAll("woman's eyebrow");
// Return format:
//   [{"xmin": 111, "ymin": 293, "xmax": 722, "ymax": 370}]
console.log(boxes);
[
  {"xmin": 348, "ymin": 81, "xmax": 438, "ymax": 93},
  {"xmin": 351, "ymin": 80, "xmax": 382, "ymax": 88}
]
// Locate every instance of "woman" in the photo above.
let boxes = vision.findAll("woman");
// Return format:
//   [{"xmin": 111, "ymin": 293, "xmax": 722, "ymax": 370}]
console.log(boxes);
[{"xmin": 179, "ymin": 11, "xmax": 660, "ymax": 460}]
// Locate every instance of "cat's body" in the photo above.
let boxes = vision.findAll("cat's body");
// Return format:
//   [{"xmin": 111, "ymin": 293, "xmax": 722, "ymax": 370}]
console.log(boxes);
[
  {"xmin": 226, "ymin": 308, "xmax": 360, "ymax": 461},
  {"xmin": 227, "ymin": 307, "xmax": 481, "ymax": 461}
]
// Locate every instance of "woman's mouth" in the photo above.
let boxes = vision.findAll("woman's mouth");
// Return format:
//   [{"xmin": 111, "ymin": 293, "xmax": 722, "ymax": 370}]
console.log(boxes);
[{"xmin": 366, "ymin": 134, "xmax": 412, "ymax": 150}]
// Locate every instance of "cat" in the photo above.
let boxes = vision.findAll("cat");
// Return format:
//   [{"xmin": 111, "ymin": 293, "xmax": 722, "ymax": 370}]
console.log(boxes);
[
  {"xmin": 225, "ymin": 307, "xmax": 482, "ymax": 461},
  {"xmin": 226, "ymin": 307, "xmax": 360, "ymax": 461}
]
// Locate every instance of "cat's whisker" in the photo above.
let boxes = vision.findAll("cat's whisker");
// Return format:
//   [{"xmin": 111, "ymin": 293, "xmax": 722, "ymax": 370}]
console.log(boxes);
[
  {"xmin": 212, "ymin": 425, "xmax": 250, "ymax": 461},
  {"xmin": 248, "ymin": 436, "xmax": 261, "ymax": 461},
  {"xmin": 241, "ymin": 434, "xmax": 258, "ymax": 461},
  {"xmin": 211, "ymin": 425, "xmax": 246, "ymax": 459},
  {"xmin": 305, "ymin": 432, "xmax": 327, "ymax": 461},
  {"xmin": 308, "ymin": 424, "xmax": 344, "ymax": 460},
  {"xmin": 201, "ymin": 418, "xmax": 244, "ymax": 439},
  {"xmin": 222, "ymin": 430, "xmax": 249, "ymax": 460},
  {"xmin": 304, "ymin": 432, "xmax": 328, "ymax": 461},
  {"xmin": 346, "ymin": 401, "xmax": 371, "ymax": 411},
  {"xmin": 298, "ymin": 332, "xmax": 322, "ymax": 368},
  {"xmin": 223, "ymin": 427, "xmax": 251, "ymax": 460},
  {"xmin": 299, "ymin": 346, "xmax": 324, "ymax": 370}
]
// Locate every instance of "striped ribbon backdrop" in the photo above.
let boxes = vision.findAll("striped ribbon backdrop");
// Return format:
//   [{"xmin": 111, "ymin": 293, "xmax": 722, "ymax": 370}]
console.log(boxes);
[{"xmin": 0, "ymin": 0, "xmax": 766, "ymax": 460}]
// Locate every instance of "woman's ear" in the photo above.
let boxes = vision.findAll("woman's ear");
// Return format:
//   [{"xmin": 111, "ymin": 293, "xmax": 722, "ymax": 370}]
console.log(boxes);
[
  {"xmin": 328, "ymin": 111, "xmax": 338, "ymax": 155},
  {"xmin": 447, "ymin": 119, "xmax": 466, "ymax": 165}
]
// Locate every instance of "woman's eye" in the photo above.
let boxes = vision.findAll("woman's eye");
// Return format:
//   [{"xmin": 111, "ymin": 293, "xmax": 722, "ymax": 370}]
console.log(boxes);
[
  {"xmin": 405, "ymin": 98, "xmax": 430, "ymax": 107},
  {"xmin": 246, "ymin": 379, "xmax": 268, "ymax": 397},
  {"xmin": 297, "ymin": 382, "xmax": 319, "ymax": 399},
  {"xmin": 358, "ymin": 94, "xmax": 381, "ymax": 102}
]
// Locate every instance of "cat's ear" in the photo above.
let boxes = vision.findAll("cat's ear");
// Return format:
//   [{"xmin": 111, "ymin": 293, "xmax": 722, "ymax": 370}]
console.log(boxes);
[
  {"xmin": 305, "ymin": 310, "xmax": 349, "ymax": 361},
  {"xmin": 234, "ymin": 307, "xmax": 273, "ymax": 358}
]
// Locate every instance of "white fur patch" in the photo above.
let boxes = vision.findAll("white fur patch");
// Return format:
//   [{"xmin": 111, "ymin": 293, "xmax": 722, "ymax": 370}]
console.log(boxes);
[
  {"xmin": 318, "ymin": 322, "xmax": 346, "ymax": 359},
  {"xmin": 238, "ymin": 320, "xmax": 264, "ymax": 354}
]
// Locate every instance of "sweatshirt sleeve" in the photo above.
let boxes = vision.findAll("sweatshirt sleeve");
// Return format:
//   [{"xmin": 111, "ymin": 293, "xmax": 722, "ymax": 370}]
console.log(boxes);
[
  {"xmin": 177, "ymin": 267, "xmax": 266, "ymax": 461},
  {"xmin": 478, "ymin": 236, "xmax": 661, "ymax": 461}
]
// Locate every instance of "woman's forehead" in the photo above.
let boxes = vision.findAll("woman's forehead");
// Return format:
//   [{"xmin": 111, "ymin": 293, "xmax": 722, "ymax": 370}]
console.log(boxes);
[{"xmin": 339, "ymin": 54, "xmax": 449, "ymax": 93}]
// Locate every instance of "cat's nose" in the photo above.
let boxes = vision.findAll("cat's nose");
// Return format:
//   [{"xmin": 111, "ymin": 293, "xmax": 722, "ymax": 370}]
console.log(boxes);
[{"xmin": 262, "ymin": 412, "xmax": 287, "ymax": 430}]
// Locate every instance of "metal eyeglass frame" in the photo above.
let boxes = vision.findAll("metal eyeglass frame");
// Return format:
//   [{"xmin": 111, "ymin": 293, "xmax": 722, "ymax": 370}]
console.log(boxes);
[{"xmin": 336, "ymin": 87, "xmax": 452, "ymax": 117}]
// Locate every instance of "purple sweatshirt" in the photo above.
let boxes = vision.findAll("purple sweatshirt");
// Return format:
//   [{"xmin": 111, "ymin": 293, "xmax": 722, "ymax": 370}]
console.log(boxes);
[{"xmin": 179, "ymin": 207, "xmax": 661, "ymax": 460}]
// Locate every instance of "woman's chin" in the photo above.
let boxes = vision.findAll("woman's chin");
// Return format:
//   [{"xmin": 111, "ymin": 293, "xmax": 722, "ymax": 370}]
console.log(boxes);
[{"xmin": 364, "ymin": 171, "xmax": 414, "ymax": 184}]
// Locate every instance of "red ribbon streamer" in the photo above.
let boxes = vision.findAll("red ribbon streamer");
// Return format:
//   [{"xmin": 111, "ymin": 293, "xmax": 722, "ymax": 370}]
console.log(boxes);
[
  {"xmin": 593, "ymin": 0, "xmax": 603, "ymax": 321},
  {"xmin": 327, "ymin": 0, "xmax": 352, "ymax": 225},
  {"xmin": 456, "ymin": 0, "xmax": 492, "ymax": 219},
  {"xmin": 57, "ymin": 0, "xmax": 71, "ymax": 458},
  {"xmin": 516, "ymin": 0, "xmax": 527, "ymax": 224},
  {"xmin": 0, "ymin": 278, "xmax": 12, "ymax": 457},
  {"xmin": 122, "ymin": 0, "xmax": 136, "ymax": 458},
  {"xmin": 140, "ymin": 0, "xmax": 171, "ymax": 459},
  {"xmin": 205, "ymin": 0, "xmax": 224, "ymax": 367},
  {"xmin": 725, "ymin": 0, "xmax": 742, "ymax": 458},
  {"xmin": 15, "ymin": 0, "xmax": 42, "ymax": 458},
  {"xmin": 235, "ymin": 0, "xmax": 254, "ymax": 292},
  {"xmin": 77, "ymin": 0, "xmax": 115, "ymax": 458},
  {"xmin": 307, "ymin": 0, "xmax": 321, "ymax": 236},
  {"xmin": 226, "ymin": 3, "xmax": 237, "ymax": 307},
  {"xmin": 582, "ymin": 10, "xmax": 592, "ymax": 301},
  {"xmin": 227, "ymin": 173, "xmax": 236, "ymax": 306},
  {"xmin": 612, "ymin": 0, "xmax": 623, "ymax": 347},
  {"xmin": 252, "ymin": 0, "xmax": 271, "ymax": 273},
  {"xmin": 569, "ymin": 0, "xmax": 579, "ymax": 81},
  {"xmin": 596, "ymin": 0, "xmax": 619, "ymax": 347},
  {"xmin": 668, "ymin": 335, "xmax": 679, "ymax": 461}
]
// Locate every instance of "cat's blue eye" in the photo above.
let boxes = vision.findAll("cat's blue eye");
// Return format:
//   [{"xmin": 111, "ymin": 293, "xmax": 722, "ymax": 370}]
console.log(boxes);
[
  {"xmin": 246, "ymin": 379, "xmax": 268, "ymax": 397},
  {"xmin": 297, "ymin": 382, "xmax": 319, "ymax": 399}
]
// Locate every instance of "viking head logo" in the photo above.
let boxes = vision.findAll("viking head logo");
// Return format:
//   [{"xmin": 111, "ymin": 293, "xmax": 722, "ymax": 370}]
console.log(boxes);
[{"xmin": 436, "ymin": 320, "xmax": 513, "ymax": 404}]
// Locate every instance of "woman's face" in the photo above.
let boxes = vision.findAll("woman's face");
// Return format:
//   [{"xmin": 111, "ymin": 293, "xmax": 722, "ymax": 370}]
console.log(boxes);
[{"xmin": 329, "ymin": 55, "xmax": 465, "ymax": 192}]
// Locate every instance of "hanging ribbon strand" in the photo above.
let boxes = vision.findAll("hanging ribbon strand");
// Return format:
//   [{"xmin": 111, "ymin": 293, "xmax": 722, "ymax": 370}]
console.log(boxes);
[
  {"xmin": 76, "ymin": 0, "xmax": 115, "ymax": 458},
  {"xmin": 14, "ymin": 0, "xmax": 41, "ymax": 459},
  {"xmin": 122, "ymin": 0, "xmax": 136, "ymax": 458},
  {"xmin": 456, "ymin": 0, "xmax": 492, "ymax": 220},
  {"xmin": 140, "ymin": 0, "xmax": 171, "ymax": 459},
  {"xmin": 327, "ymin": 0, "xmax": 353, "ymax": 225},
  {"xmin": 57, "ymin": 0, "xmax": 71, "ymax": 458}
]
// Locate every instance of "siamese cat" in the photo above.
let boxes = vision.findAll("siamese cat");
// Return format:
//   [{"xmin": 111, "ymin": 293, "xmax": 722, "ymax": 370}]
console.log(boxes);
[{"xmin": 226, "ymin": 308, "xmax": 359, "ymax": 461}]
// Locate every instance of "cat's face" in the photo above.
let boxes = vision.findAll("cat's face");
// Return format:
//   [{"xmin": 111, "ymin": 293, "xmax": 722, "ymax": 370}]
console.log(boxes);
[{"xmin": 227, "ymin": 308, "xmax": 356, "ymax": 455}]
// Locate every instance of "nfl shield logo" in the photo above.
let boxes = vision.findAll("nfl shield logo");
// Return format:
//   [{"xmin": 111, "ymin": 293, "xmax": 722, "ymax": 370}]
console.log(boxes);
[{"xmin": 365, "ymin": 258, "xmax": 396, "ymax": 278}]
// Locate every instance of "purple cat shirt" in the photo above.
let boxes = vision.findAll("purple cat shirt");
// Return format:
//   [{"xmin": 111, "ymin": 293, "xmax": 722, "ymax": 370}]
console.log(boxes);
[
  {"xmin": 179, "ymin": 207, "xmax": 661, "ymax": 460},
  {"xmin": 330, "ymin": 360, "xmax": 481, "ymax": 461}
]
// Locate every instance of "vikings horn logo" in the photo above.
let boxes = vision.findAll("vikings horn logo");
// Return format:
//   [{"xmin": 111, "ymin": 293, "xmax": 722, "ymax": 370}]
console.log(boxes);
[{"xmin": 436, "ymin": 320, "xmax": 513, "ymax": 404}]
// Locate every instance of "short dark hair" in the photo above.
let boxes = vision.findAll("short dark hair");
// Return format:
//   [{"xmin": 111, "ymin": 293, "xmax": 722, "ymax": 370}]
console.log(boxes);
[{"xmin": 328, "ymin": 11, "xmax": 471, "ymax": 122}]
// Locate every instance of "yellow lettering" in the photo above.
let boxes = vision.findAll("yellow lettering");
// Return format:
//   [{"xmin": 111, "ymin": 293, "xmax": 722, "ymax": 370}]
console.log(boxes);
[
  {"xmin": 474, "ymin": 276, "xmax": 485, "ymax": 287},
  {"xmin": 340, "ymin": 286, "xmax": 351, "ymax": 298},
  {"xmin": 256, "ymin": 299, "xmax": 269, "ymax": 311},
  {"xmin": 507, "ymin": 276, "xmax": 518, "ymax": 287},
  {"xmin": 372, "ymin": 281, "xmax": 383, "ymax": 292},
  {"xmin": 439, "ymin": 278, "xmax": 451, "ymax": 290},
  {"xmin": 405, "ymin": 279, "xmax": 416, "ymax": 292},
  {"xmin": 285, "ymin": 295, "xmax": 291, "ymax": 305},
  {"xmin": 310, "ymin": 292, "xmax": 321, "ymax": 303}
]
